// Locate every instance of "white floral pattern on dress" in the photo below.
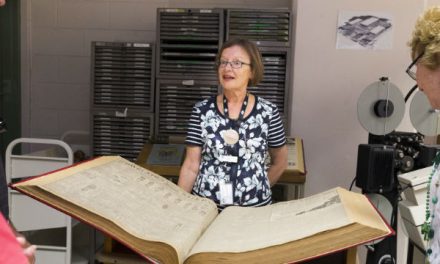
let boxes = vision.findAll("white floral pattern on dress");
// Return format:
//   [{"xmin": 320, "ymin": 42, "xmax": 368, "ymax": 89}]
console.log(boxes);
[{"xmin": 188, "ymin": 96, "xmax": 286, "ymax": 208}]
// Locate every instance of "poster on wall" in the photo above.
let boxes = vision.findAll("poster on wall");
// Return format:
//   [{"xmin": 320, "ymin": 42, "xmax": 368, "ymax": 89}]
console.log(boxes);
[{"xmin": 336, "ymin": 11, "xmax": 393, "ymax": 50}]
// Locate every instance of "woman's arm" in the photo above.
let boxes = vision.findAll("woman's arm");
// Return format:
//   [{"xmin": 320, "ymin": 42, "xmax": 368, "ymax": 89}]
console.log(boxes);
[
  {"xmin": 267, "ymin": 145, "xmax": 288, "ymax": 186},
  {"xmin": 9, "ymin": 221, "xmax": 36, "ymax": 263},
  {"xmin": 178, "ymin": 145, "xmax": 202, "ymax": 192}
]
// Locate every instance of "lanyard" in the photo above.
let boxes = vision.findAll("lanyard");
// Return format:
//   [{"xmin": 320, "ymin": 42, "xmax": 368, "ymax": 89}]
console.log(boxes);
[
  {"xmin": 223, "ymin": 93, "xmax": 249, "ymax": 130},
  {"xmin": 221, "ymin": 93, "xmax": 249, "ymax": 198}
]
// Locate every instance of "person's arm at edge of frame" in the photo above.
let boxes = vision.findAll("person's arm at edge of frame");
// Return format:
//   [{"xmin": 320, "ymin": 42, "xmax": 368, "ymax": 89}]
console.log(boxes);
[
  {"xmin": 9, "ymin": 221, "xmax": 37, "ymax": 264},
  {"xmin": 267, "ymin": 145, "xmax": 288, "ymax": 187},
  {"xmin": 178, "ymin": 145, "xmax": 202, "ymax": 192}
]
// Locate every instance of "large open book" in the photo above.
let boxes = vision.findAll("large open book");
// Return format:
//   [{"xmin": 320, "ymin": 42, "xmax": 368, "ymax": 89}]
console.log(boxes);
[{"xmin": 12, "ymin": 156, "xmax": 393, "ymax": 264}]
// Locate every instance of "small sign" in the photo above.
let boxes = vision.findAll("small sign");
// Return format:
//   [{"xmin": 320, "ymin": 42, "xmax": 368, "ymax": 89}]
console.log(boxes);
[{"xmin": 146, "ymin": 144, "xmax": 185, "ymax": 166}]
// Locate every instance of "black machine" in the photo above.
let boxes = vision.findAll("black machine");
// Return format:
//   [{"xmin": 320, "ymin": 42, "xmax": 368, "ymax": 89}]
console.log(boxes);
[
  {"xmin": 356, "ymin": 132, "xmax": 437, "ymax": 264},
  {"xmin": 355, "ymin": 78, "xmax": 440, "ymax": 264}
]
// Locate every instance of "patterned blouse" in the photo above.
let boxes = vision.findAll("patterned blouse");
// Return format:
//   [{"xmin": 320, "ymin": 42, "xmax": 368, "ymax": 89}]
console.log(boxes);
[{"xmin": 185, "ymin": 95, "xmax": 286, "ymax": 210}]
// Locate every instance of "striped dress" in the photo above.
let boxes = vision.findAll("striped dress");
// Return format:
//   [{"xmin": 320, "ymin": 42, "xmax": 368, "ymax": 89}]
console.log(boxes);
[{"xmin": 186, "ymin": 95, "xmax": 286, "ymax": 210}]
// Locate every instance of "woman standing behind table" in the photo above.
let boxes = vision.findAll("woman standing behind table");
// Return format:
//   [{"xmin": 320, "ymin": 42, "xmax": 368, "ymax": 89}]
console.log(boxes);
[
  {"xmin": 178, "ymin": 38, "xmax": 288, "ymax": 210},
  {"xmin": 408, "ymin": 6, "xmax": 440, "ymax": 263}
]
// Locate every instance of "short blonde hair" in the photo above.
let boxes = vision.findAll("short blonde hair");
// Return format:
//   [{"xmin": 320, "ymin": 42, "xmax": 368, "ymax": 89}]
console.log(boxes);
[
  {"xmin": 215, "ymin": 38, "xmax": 264, "ymax": 87},
  {"xmin": 409, "ymin": 6, "xmax": 440, "ymax": 69}
]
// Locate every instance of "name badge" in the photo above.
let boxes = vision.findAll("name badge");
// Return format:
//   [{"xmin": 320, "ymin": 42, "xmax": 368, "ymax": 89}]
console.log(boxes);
[
  {"xmin": 219, "ymin": 155, "xmax": 238, "ymax": 163},
  {"xmin": 219, "ymin": 181, "xmax": 233, "ymax": 205}
]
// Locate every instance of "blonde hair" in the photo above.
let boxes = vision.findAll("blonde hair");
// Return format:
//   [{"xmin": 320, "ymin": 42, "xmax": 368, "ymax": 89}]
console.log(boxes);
[{"xmin": 409, "ymin": 6, "xmax": 440, "ymax": 69}]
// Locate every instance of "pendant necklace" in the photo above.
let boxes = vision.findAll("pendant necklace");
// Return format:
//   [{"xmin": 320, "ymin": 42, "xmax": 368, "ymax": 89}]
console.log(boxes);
[{"xmin": 222, "ymin": 93, "xmax": 248, "ymax": 145}]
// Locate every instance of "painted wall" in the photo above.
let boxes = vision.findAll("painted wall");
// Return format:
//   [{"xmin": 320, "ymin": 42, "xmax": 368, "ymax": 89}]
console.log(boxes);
[{"xmin": 292, "ymin": 0, "xmax": 425, "ymax": 197}]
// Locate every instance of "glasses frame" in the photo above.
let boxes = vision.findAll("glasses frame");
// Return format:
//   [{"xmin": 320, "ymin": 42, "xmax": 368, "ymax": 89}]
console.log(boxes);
[
  {"xmin": 406, "ymin": 52, "xmax": 424, "ymax": 80},
  {"xmin": 217, "ymin": 60, "xmax": 251, "ymax": 69}
]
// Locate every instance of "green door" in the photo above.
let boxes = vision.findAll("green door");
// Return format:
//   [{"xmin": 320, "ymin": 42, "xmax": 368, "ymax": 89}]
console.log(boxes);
[{"xmin": 0, "ymin": 0, "xmax": 21, "ymax": 158}]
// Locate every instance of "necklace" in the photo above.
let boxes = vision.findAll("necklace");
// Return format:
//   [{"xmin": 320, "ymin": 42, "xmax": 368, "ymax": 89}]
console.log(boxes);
[
  {"xmin": 222, "ymin": 93, "xmax": 249, "ymax": 145},
  {"xmin": 422, "ymin": 152, "xmax": 440, "ymax": 258}
]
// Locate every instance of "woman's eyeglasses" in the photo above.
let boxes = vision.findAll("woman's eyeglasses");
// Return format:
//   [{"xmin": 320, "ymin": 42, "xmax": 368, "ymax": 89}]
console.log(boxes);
[
  {"xmin": 217, "ymin": 60, "xmax": 251, "ymax": 69},
  {"xmin": 406, "ymin": 52, "xmax": 424, "ymax": 80}
]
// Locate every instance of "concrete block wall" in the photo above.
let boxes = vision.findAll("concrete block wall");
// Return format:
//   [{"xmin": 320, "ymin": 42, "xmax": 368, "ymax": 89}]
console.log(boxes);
[{"xmin": 21, "ymin": 0, "xmax": 291, "ymax": 141}]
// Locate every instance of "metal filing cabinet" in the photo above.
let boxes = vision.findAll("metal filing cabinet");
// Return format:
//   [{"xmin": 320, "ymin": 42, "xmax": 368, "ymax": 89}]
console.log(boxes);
[
  {"xmin": 92, "ymin": 110, "xmax": 154, "ymax": 161},
  {"xmin": 226, "ymin": 8, "xmax": 293, "ymax": 128},
  {"xmin": 156, "ymin": 8, "xmax": 224, "ymax": 80},
  {"xmin": 155, "ymin": 79, "xmax": 219, "ymax": 136},
  {"xmin": 91, "ymin": 42, "xmax": 155, "ymax": 160},
  {"xmin": 225, "ymin": 8, "xmax": 292, "ymax": 47},
  {"xmin": 155, "ymin": 8, "xmax": 224, "ymax": 137}
]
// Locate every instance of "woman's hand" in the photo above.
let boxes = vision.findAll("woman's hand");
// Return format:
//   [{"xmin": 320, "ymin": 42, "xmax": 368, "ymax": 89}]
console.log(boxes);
[{"xmin": 16, "ymin": 236, "xmax": 36, "ymax": 264}]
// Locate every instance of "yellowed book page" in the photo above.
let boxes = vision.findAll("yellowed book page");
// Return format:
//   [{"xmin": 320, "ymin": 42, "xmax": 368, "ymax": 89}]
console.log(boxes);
[
  {"xmin": 189, "ymin": 188, "xmax": 351, "ymax": 255},
  {"xmin": 21, "ymin": 156, "xmax": 218, "ymax": 264},
  {"xmin": 338, "ymin": 188, "xmax": 390, "ymax": 232}
]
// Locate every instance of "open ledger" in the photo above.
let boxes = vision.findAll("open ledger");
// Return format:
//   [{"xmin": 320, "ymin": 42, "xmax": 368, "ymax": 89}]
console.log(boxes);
[{"xmin": 12, "ymin": 156, "xmax": 393, "ymax": 264}]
